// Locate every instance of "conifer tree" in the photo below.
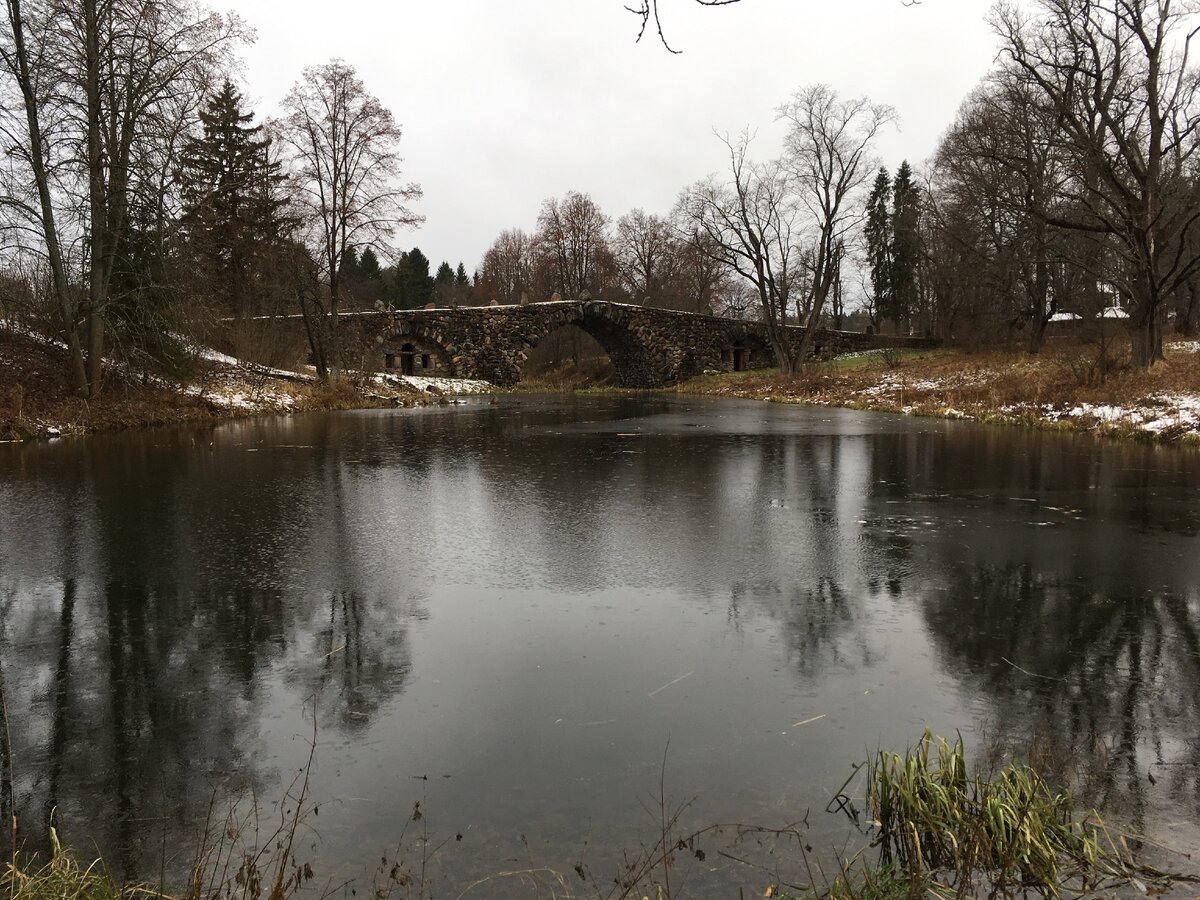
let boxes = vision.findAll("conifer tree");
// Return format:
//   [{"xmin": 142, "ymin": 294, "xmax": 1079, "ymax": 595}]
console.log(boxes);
[
  {"xmin": 179, "ymin": 81, "xmax": 287, "ymax": 321},
  {"xmin": 890, "ymin": 161, "xmax": 921, "ymax": 330},
  {"xmin": 392, "ymin": 247, "xmax": 433, "ymax": 309},
  {"xmin": 865, "ymin": 167, "xmax": 893, "ymax": 325},
  {"xmin": 455, "ymin": 262, "xmax": 469, "ymax": 286},
  {"xmin": 359, "ymin": 247, "xmax": 382, "ymax": 279}
]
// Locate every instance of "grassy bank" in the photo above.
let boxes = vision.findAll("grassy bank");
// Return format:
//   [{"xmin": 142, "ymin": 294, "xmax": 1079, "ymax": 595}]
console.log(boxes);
[
  {"xmin": 0, "ymin": 324, "xmax": 485, "ymax": 442},
  {"xmin": 3, "ymin": 732, "xmax": 1193, "ymax": 900},
  {"xmin": 676, "ymin": 340, "xmax": 1200, "ymax": 444}
]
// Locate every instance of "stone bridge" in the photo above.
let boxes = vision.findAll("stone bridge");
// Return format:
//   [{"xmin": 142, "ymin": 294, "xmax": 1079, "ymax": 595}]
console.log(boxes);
[{"xmin": 351, "ymin": 301, "xmax": 936, "ymax": 388}]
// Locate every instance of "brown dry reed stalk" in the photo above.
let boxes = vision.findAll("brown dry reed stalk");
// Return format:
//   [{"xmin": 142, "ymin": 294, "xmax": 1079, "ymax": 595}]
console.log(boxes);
[{"xmin": 0, "ymin": 658, "xmax": 16, "ymax": 895}]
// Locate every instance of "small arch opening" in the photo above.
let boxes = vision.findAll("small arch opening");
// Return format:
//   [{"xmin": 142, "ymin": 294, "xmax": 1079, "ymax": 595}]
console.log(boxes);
[
  {"xmin": 725, "ymin": 336, "xmax": 770, "ymax": 373},
  {"xmin": 382, "ymin": 335, "xmax": 453, "ymax": 377}
]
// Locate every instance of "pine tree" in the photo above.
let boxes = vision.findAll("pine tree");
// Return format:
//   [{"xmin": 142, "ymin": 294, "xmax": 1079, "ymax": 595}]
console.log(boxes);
[
  {"xmin": 865, "ymin": 167, "xmax": 893, "ymax": 325},
  {"xmin": 392, "ymin": 247, "xmax": 433, "ymax": 309},
  {"xmin": 891, "ymin": 161, "xmax": 921, "ymax": 331},
  {"xmin": 435, "ymin": 261, "xmax": 455, "ymax": 285},
  {"xmin": 179, "ymin": 81, "xmax": 287, "ymax": 320},
  {"xmin": 359, "ymin": 247, "xmax": 382, "ymax": 279},
  {"xmin": 455, "ymin": 262, "xmax": 469, "ymax": 286}
]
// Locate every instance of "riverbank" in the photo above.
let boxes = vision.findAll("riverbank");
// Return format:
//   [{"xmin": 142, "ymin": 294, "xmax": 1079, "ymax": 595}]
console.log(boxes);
[
  {"xmin": 0, "ymin": 322, "xmax": 491, "ymax": 441},
  {"xmin": 677, "ymin": 341, "xmax": 1200, "ymax": 444}
]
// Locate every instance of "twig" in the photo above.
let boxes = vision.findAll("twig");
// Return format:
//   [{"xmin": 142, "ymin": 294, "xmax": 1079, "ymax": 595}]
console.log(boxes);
[
  {"xmin": 792, "ymin": 714, "xmax": 826, "ymax": 728},
  {"xmin": 648, "ymin": 671, "xmax": 694, "ymax": 698},
  {"xmin": 1000, "ymin": 656, "xmax": 1064, "ymax": 682}
]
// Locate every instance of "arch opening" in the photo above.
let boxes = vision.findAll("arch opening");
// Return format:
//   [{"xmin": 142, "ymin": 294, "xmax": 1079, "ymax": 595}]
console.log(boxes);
[
  {"xmin": 517, "ymin": 309, "xmax": 669, "ymax": 388},
  {"xmin": 520, "ymin": 322, "xmax": 613, "ymax": 387},
  {"xmin": 722, "ymin": 336, "xmax": 771, "ymax": 373},
  {"xmin": 382, "ymin": 333, "xmax": 453, "ymax": 377}
]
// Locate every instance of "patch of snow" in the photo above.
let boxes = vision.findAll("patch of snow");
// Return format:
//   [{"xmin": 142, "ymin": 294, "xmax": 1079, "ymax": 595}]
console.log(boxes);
[
  {"xmin": 1167, "ymin": 340, "xmax": 1200, "ymax": 354},
  {"xmin": 0, "ymin": 318, "xmax": 68, "ymax": 350},
  {"xmin": 374, "ymin": 373, "xmax": 492, "ymax": 395},
  {"xmin": 833, "ymin": 348, "xmax": 886, "ymax": 361}
]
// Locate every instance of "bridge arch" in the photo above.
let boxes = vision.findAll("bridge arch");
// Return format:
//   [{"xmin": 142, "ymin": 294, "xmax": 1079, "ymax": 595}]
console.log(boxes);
[{"xmin": 516, "ymin": 302, "xmax": 673, "ymax": 388}]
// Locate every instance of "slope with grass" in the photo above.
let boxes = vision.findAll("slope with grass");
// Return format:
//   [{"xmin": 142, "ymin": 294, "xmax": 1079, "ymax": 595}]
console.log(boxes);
[
  {"xmin": 0, "ymin": 323, "xmax": 490, "ymax": 441},
  {"xmin": 678, "ymin": 341, "xmax": 1200, "ymax": 443}
]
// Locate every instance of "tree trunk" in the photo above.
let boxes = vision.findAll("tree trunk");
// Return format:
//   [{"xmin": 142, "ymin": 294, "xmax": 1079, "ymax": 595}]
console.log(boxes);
[
  {"xmin": 795, "ymin": 294, "xmax": 827, "ymax": 364},
  {"xmin": 84, "ymin": 0, "xmax": 106, "ymax": 397},
  {"xmin": 768, "ymin": 332, "xmax": 798, "ymax": 375},
  {"xmin": 1128, "ymin": 317, "xmax": 1162, "ymax": 369},
  {"xmin": 1179, "ymin": 280, "xmax": 1200, "ymax": 337},
  {"xmin": 4, "ymin": 0, "xmax": 89, "ymax": 394}
]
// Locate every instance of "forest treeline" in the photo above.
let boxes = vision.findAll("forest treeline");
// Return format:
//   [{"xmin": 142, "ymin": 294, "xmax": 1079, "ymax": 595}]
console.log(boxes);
[{"xmin": 3, "ymin": 0, "xmax": 1200, "ymax": 395}]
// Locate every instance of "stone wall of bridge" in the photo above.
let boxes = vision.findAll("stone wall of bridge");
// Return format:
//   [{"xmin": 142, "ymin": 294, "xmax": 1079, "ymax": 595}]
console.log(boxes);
[{"xmin": 295, "ymin": 301, "xmax": 941, "ymax": 388}]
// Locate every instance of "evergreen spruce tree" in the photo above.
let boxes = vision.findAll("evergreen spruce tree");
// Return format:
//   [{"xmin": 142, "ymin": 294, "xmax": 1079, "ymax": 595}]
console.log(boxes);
[
  {"xmin": 891, "ymin": 161, "xmax": 921, "ymax": 331},
  {"xmin": 359, "ymin": 247, "xmax": 382, "ymax": 279},
  {"xmin": 179, "ymin": 81, "xmax": 287, "ymax": 321},
  {"xmin": 434, "ymin": 261, "xmax": 456, "ymax": 307},
  {"xmin": 865, "ymin": 167, "xmax": 893, "ymax": 325},
  {"xmin": 392, "ymin": 247, "xmax": 433, "ymax": 309},
  {"xmin": 454, "ymin": 262, "xmax": 469, "ymax": 286}
]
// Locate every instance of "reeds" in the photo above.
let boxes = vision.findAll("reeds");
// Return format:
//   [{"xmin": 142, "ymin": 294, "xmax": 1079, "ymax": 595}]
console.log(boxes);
[
  {"xmin": 855, "ymin": 731, "xmax": 1138, "ymax": 898},
  {"xmin": 2, "ymin": 846, "xmax": 156, "ymax": 900}
]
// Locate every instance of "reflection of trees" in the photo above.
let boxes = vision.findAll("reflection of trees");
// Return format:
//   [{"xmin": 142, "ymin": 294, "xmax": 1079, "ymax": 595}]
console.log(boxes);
[
  {"xmin": 0, "ymin": 419, "xmax": 425, "ymax": 880},
  {"xmin": 923, "ymin": 564, "xmax": 1200, "ymax": 838},
  {"xmin": 292, "ymin": 591, "xmax": 422, "ymax": 732}
]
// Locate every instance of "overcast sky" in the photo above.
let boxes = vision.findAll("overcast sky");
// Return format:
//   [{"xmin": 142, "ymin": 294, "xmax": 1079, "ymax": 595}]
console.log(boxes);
[{"xmin": 225, "ymin": 0, "xmax": 1002, "ymax": 273}]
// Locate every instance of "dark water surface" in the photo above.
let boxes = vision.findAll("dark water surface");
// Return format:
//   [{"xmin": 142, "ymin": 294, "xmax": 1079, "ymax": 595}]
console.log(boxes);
[{"xmin": 2, "ymin": 395, "xmax": 1200, "ymax": 893}]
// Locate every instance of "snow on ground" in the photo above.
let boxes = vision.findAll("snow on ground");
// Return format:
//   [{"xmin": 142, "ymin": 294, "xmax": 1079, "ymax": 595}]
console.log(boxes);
[
  {"xmin": 997, "ymin": 393, "xmax": 1200, "ymax": 438},
  {"xmin": 1167, "ymin": 340, "xmax": 1200, "ymax": 354},
  {"xmin": 374, "ymin": 373, "xmax": 492, "ymax": 395},
  {"xmin": 0, "ymin": 318, "xmax": 68, "ymax": 351},
  {"xmin": 183, "ymin": 379, "xmax": 299, "ymax": 411},
  {"xmin": 853, "ymin": 369, "xmax": 994, "ymax": 398}
]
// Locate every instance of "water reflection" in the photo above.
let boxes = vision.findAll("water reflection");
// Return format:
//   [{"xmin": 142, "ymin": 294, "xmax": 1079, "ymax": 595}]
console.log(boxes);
[{"xmin": 1, "ymin": 397, "xmax": 1199, "ymax": 889}]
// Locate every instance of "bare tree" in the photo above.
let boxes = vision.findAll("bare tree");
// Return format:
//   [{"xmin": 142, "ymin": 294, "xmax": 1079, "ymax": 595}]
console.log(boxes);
[
  {"xmin": 994, "ymin": 0, "xmax": 1200, "ymax": 368},
  {"xmin": 1, "ymin": 0, "xmax": 87, "ymax": 393},
  {"xmin": 779, "ymin": 84, "xmax": 895, "ymax": 361},
  {"xmin": 477, "ymin": 228, "xmax": 534, "ymax": 305},
  {"xmin": 2, "ymin": 0, "xmax": 239, "ymax": 393},
  {"xmin": 278, "ymin": 59, "xmax": 422, "ymax": 379},
  {"xmin": 680, "ymin": 131, "xmax": 802, "ymax": 371},
  {"xmin": 931, "ymin": 77, "xmax": 1074, "ymax": 351},
  {"xmin": 613, "ymin": 208, "xmax": 676, "ymax": 304},
  {"xmin": 533, "ymin": 191, "xmax": 613, "ymax": 300},
  {"xmin": 669, "ymin": 225, "xmax": 734, "ymax": 314}
]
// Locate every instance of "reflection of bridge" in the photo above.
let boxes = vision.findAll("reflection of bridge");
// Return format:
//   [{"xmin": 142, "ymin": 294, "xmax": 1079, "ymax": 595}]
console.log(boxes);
[{"xmin": 358, "ymin": 301, "xmax": 936, "ymax": 388}]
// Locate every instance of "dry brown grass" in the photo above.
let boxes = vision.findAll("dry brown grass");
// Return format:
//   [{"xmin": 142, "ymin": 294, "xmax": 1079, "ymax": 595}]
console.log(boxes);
[
  {"xmin": 0, "ymin": 327, "xmax": 420, "ymax": 441},
  {"xmin": 678, "ymin": 337, "xmax": 1200, "ymax": 443}
]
